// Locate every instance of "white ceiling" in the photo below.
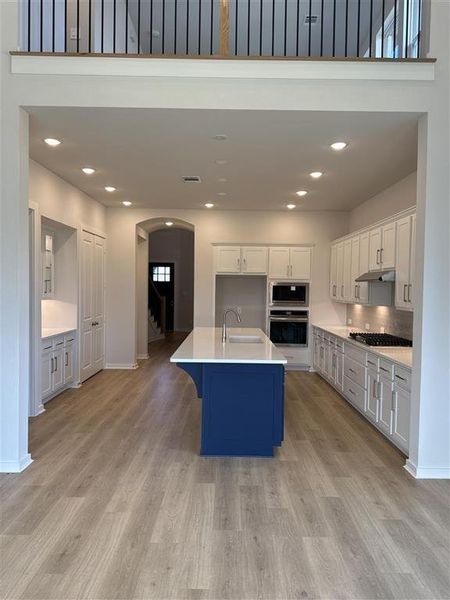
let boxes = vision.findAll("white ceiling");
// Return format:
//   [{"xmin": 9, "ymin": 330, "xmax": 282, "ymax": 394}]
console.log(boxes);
[{"xmin": 28, "ymin": 108, "xmax": 419, "ymax": 211}]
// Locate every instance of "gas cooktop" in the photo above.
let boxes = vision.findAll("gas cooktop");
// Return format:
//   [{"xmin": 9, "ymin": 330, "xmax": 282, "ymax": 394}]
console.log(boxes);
[{"xmin": 348, "ymin": 332, "xmax": 412, "ymax": 347}]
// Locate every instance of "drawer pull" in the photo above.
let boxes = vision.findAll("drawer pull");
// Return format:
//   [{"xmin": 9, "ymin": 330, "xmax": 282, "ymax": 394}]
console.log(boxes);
[
  {"xmin": 56, "ymin": 341, "xmax": 64, "ymax": 346},
  {"xmin": 380, "ymin": 366, "xmax": 389, "ymax": 373},
  {"xmin": 349, "ymin": 368, "xmax": 356, "ymax": 374},
  {"xmin": 66, "ymin": 338, "xmax": 74, "ymax": 342},
  {"xmin": 395, "ymin": 374, "xmax": 407, "ymax": 381},
  {"xmin": 367, "ymin": 360, "xmax": 376, "ymax": 366},
  {"xmin": 43, "ymin": 345, "xmax": 52, "ymax": 350},
  {"xmin": 348, "ymin": 388, "xmax": 355, "ymax": 395}
]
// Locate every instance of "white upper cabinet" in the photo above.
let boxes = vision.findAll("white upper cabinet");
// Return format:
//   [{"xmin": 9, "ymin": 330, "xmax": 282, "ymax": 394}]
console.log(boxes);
[
  {"xmin": 369, "ymin": 222, "xmax": 396, "ymax": 271},
  {"xmin": 215, "ymin": 246, "xmax": 242, "ymax": 273},
  {"xmin": 330, "ymin": 244, "xmax": 338, "ymax": 299},
  {"xmin": 358, "ymin": 232, "xmax": 370, "ymax": 304},
  {"xmin": 395, "ymin": 215, "xmax": 415, "ymax": 310},
  {"xmin": 241, "ymin": 247, "xmax": 268, "ymax": 274},
  {"xmin": 350, "ymin": 237, "xmax": 360, "ymax": 303},
  {"xmin": 336, "ymin": 242, "xmax": 344, "ymax": 300},
  {"xmin": 268, "ymin": 247, "xmax": 311, "ymax": 280},
  {"xmin": 342, "ymin": 239, "xmax": 352, "ymax": 301},
  {"xmin": 290, "ymin": 248, "xmax": 311, "ymax": 280}
]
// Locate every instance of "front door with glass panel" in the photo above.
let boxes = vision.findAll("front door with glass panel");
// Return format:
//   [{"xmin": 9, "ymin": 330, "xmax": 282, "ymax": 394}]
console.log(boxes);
[{"xmin": 150, "ymin": 263, "xmax": 175, "ymax": 331}]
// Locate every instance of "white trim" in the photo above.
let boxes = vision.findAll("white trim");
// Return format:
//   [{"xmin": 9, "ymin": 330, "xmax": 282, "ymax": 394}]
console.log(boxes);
[
  {"xmin": 81, "ymin": 223, "xmax": 107, "ymax": 239},
  {"xmin": 10, "ymin": 56, "xmax": 435, "ymax": 82},
  {"xmin": 404, "ymin": 459, "xmax": 450, "ymax": 479},
  {"xmin": 136, "ymin": 353, "xmax": 149, "ymax": 360},
  {"xmin": 105, "ymin": 363, "xmax": 139, "ymax": 369},
  {"xmin": 332, "ymin": 205, "xmax": 416, "ymax": 244},
  {"xmin": 0, "ymin": 454, "xmax": 33, "ymax": 473},
  {"xmin": 28, "ymin": 202, "xmax": 42, "ymax": 418}
]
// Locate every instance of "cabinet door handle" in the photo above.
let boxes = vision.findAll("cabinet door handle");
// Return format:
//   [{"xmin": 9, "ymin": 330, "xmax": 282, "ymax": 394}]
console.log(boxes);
[
  {"xmin": 65, "ymin": 352, "xmax": 68, "ymax": 367},
  {"xmin": 349, "ymin": 368, "xmax": 356, "ymax": 374},
  {"xmin": 377, "ymin": 382, "xmax": 382, "ymax": 399},
  {"xmin": 51, "ymin": 358, "xmax": 54, "ymax": 373},
  {"xmin": 403, "ymin": 284, "xmax": 408, "ymax": 302},
  {"xmin": 348, "ymin": 388, "xmax": 355, "ymax": 395},
  {"xmin": 380, "ymin": 248, "xmax": 383, "ymax": 264},
  {"xmin": 367, "ymin": 360, "xmax": 376, "ymax": 367},
  {"xmin": 391, "ymin": 390, "xmax": 396, "ymax": 411},
  {"xmin": 407, "ymin": 284, "xmax": 412, "ymax": 303},
  {"xmin": 243, "ymin": 258, "xmax": 247, "ymax": 270},
  {"xmin": 380, "ymin": 366, "xmax": 389, "ymax": 373},
  {"xmin": 333, "ymin": 284, "xmax": 336, "ymax": 296},
  {"xmin": 237, "ymin": 257, "xmax": 240, "ymax": 269},
  {"xmin": 355, "ymin": 284, "xmax": 358, "ymax": 299},
  {"xmin": 395, "ymin": 374, "xmax": 406, "ymax": 381},
  {"xmin": 54, "ymin": 356, "xmax": 57, "ymax": 372},
  {"xmin": 373, "ymin": 380, "xmax": 377, "ymax": 398},
  {"xmin": 341, "ymin": 285, "xmax": 344, "ymax": 297},
  {"xmin": 376, "ymin": 249, "xmax": 380, "ymax": 264}
]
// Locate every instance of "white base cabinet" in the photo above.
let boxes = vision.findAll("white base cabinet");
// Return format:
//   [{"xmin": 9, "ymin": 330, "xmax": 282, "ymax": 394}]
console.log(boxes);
[
  {"xmin": 312, "ymin": 327, "xmax": 411, "ymax": 455},
  {"xmin": 41, "ymin": 332, "xmax": 77, "ymax": 403}
]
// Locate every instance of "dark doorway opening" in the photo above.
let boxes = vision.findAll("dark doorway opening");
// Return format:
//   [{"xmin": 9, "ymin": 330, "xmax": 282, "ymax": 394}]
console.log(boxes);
[{"xmin": 149, "ymin": 262, "xmax": 175, "ymax": 332}]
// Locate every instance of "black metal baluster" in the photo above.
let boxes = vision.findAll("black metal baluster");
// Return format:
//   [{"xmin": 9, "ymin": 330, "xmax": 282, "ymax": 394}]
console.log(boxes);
[
  {"xmin": 198, "ymin": 0, "xmax": 202, "ymax": 55},
  {"xmin": 381, "ymin": 0, "xmax": 385, "ymax": 57},
  {"xmin": 393, "ymin": 0, "xmax": 397, "ymax": 57},
  {"xmin": 88, "ymin": 0, "xmax": 92, "ymax": 52},
  {"xmin": 186, "ymin": 0, "xmax": 189, "ymax": 54},
  {"xmin": 137, "ymin": 0, "xmax": 141, "ymax": 53},
  {"xmin": 27, "ymin": 0, "xmax": 31, "ymax": 51},
  {"xmin": 149, "ymin": 0, "xmax": 153, "ymax": 53},
  {"xmin": 64, "ymin": 0, "xmax": 67, "ymax": 52},
  {"xmin": 52, "ymin": 0, "xmax": 55, "ymax": 52},
  {"xmin": 113, "ymin": 0, "xmax": 116, "ymax": 53},
  {"xmin": 369, "ymin": 0, "xmax": 373, "ymax": 57},
  {"xmin": 283, "ymin": 0, "xmax": 287, "ymax": 56},
  {"xmin": 332, "ymin": 0, "xmax": 336, "ymax": 57},
  {"xmin": 125, "ymin": 0, "xmax": 128, "ymax": 53},
  {"xmin": 247, "ymin": 0, "xmax": 251, "ymax": 56},
  {"xmin": 296, "ymin": 0, "xmax": 300, "ymax": 56},
  {"xmin": 175, "ymin": 0, "xmax": 178, "ymax": 54},
  {"xmin": 271, "ymin": 0, "xmax": 275, "ymax": 56},
  {"xmin": 357, "ymin": 0, "xmax": 360, "ymax": 57},
  {"xmin": 235, "ymin": 0, "xmax": 238, "ymax": 55},
  {"xmin": 210, "ymin": 0, "xmax": 213, "ymax": 54},
  {"xmin": 320, "ymin": 0, "xmax": 324, "ymax": 57},
  {"xmin": 101, "ymin": 0, "xmax": 104, "ymax": 52},
  {"xmin": 76, "ymin": 0, "xmax": 80, "ymax": 52},
  {"xmin": 344, "ymin": 0, "xmax": 348, "ymax": 57},
  {"xmin": 308, "ymin": 0, "xmax": 312, "ymax": 56},
  {"xmin": 40, "ymin": 0, "xmax": 43, "ymax": 51},
  {"xmin": 259, "ymin": 0, "xmax": 263, "ymax": 56},
  {"xmin": 162, "ymin": 0, "xmax": 165, "ymax": 54},
  {"xmin": 405, "ymin": 0, "xmax": 410, "ymax": 57},
  {"xmin": 417, "ymin": 0, "xmax": 422, "ymax": 57}
]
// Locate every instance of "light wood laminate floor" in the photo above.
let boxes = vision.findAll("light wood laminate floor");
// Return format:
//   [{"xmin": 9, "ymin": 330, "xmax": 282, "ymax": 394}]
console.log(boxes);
[{"xmin": 1, "ymin": 333, "xmax": 449, "ymax": 600}]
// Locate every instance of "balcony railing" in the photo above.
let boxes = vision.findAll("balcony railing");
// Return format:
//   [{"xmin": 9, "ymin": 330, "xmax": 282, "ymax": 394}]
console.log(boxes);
[{"xmin": 20, "ymin": 0, "xmax": 424, "ymax": 59}]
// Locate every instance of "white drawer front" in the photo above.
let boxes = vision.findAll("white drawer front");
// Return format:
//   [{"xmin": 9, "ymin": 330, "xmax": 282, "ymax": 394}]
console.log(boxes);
[
  {"xmin": 366, "ymin": 353, "xmax": 379, "ymax": 371},
  {"xmin": 344, "ymin": 356, "xmax": 367, "ymax": 390},
  {"xmin": 394, "ymin": 365, "xmax": 412, "ymax": 391},
  {"xmin": 344, "ymin": 376, "xmax": 366, "ymax": 412},
  {"xmin": 345, "ymin": 343, "xmax": 367, "ymax": 366},
  {"xmin": 41, "ymin": 339, "xmax": 53, "ymax": 352}
]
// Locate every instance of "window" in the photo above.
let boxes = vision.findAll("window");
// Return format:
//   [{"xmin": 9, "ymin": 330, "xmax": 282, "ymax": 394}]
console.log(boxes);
[{"xmin": 152, "ymin": 266, "xmax": 171, "ymax": 282}]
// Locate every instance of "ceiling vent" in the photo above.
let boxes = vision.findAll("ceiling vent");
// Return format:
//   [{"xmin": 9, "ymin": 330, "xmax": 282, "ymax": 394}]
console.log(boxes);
[
  {"xmin": 304, "ymin": 15, "xmax": 319, "ymax": 25},
  {"xmin": 182, "ymin": 176, "xmax": 202, "ymax": 183}
]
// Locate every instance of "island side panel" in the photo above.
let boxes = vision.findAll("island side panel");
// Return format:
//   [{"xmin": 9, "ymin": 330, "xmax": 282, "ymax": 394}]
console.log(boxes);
[
  {"xmin": 176, "ymin": 363, "xmax": 203, "ymax": 398},
  {"xmin": 200, "ymin": 363, "xmax": 285, "ymax": 457}
]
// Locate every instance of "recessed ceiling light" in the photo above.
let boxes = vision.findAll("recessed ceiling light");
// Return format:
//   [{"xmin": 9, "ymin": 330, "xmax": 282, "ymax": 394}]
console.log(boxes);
[
  {"xmin": 330, "ymin": 141, "xmax": 348, "ymax": 151},
  {"xmin": 105, "ymin": 186, "xmax": 116, "ymax": 192},
  {"xmin": 44, "ymin": 138, "xmax": 61, "ymax": 147},
  {"xmin": 122, "ymin": 201, "xmax": 132, "ymax": 207},
  {"xmin": 218, "ymin": 178, "xmax": 227, "ymax": 183},
  {"xmin": 205, "ymin": 203, "xmax": 214, "ymax": 208},
  {"xmin": 165, "ymin": 221, "xmax": 174, "ymax": 227},
  {"xmin": 217, "ymin": 192, "xmax": 227, "ymax": 196},
  {"xmin": 213, "ymin": 134, "xmax": 228, "ymax": 141},
  {"xmin": 287, "ymin": 204, "xmax": 296, "ymax": 210},
  {"xmin": 310, "ymin": 171, "xmax": 323, "ymax": 179},
  {"xmin": 215, "ymin": 159, "xmax": 228, "ymax": 165},
  {"xmin": 82, "ymin": 167, "xmax": 96, "ymax": 175},
  {"xmin": 296, "ymin": 190, "xmax": 308, "ymax": 197}
]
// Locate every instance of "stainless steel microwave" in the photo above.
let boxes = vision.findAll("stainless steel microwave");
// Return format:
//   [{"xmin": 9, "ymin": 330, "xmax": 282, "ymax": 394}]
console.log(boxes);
[{"xmin": 269, "ymin": 282, "xmax": 309, "ymax": 306}]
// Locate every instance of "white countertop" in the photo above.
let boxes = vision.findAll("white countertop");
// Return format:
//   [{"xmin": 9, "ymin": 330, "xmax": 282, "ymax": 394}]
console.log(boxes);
[
  {"xmin": 312, "ymin": 324, "xmax": 413, "ymax": 369},
  {"xmin": 170, "ymin": 327, "xmax": 287, "ymax": 365},
  {"xmin": 42, "ymin": 327, "xmax": 76, "ymax": 340}
]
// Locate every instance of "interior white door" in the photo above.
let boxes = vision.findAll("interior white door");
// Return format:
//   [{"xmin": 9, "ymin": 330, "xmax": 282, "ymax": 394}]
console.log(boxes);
[
  {"xmin": 81, "ymin": 231, "xmax": 105, "ymax": 382},
  {"xmin": 290, "ymin": 248, "xmax": 311, "ymax": 280},
  {"xmin": 268, "ymin": 247, "xmax": 290, "ymax": 278},
  {"xmin": 215, "ymin": 247, "xmax": 241, "ymax": 273},
  {"xmin": 241, "ymin": 247, "xmax": 267, "ymax": 274}
]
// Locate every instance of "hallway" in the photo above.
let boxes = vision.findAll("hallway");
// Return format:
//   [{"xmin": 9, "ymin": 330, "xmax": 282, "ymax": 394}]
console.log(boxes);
[{"xmin": 1, "ymin": 334, "xmax": 449, "ymax": 599}]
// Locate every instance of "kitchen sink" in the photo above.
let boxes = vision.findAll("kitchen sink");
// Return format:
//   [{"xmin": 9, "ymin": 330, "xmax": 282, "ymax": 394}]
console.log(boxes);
[{"xmin": 228, "ymin": 335, "xmax": 263, "ymax": 344}]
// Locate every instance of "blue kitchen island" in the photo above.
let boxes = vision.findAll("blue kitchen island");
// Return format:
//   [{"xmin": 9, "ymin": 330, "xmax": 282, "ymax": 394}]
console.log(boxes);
[{"xmin": 170, "ymin": 327, "xmax": 287, "ymax": 457}]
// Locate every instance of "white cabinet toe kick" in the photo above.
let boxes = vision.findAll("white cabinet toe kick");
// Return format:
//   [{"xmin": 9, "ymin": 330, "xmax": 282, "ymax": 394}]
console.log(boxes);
[{"xmin": 312, "ymin": 325, "xmax": 411, "ymax": 455}]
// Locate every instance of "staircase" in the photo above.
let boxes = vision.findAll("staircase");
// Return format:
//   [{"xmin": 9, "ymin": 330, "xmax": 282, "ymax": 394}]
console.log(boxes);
[{"xmin": 148, "ymin": 310, "xmax": 165, "ymax": 342}]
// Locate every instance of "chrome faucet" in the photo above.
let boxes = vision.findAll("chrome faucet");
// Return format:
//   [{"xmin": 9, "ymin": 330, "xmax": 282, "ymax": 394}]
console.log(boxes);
[{"xmin": 222, "ymin": 308, "xmax": 241, "ymax": 342}]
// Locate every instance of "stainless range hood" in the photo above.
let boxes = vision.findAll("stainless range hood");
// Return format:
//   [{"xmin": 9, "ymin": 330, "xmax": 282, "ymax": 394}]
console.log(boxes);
[{"xmin": 356, "ymin": 270, "xmax": 395, "ymax": 283}]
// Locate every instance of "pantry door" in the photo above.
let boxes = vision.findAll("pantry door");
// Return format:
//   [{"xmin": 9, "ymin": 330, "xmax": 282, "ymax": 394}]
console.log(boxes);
[{"xmin": 80, "ymin": 230, "xmax": 105, "ymax": 382}]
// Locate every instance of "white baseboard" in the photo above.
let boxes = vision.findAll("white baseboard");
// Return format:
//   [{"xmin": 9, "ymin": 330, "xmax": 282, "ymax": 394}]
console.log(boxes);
[
  {"xmin": 137, "ymin": 353, "xmax": 149, "ymax": 360},
  {"xmin": 404, "ymin": 459, "xmax": 450, "ymax": 479},
  {"xmin": 0, "ymin": 454, "xmax": 33, "ymax": 473},
  {"xmin": 105, "ymin": 363, "xmax": 139, "ymax": 370}
]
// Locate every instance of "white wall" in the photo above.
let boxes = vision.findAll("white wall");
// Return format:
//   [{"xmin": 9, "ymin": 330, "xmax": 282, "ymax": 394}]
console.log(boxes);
[
  {"xmin": 29, "ymin": 160, "xmax": 106, "ymax": 233},
  {"xmin": 348, "ymin": 171, "xmax": 417, "ymax": 231},
  {"xmin": 148, "ymin": 228, "xmax": 194, "ymax": 332},
  {"xmin": 105, "ymin": 209, "xmax": 348, "ymax": 366}
]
